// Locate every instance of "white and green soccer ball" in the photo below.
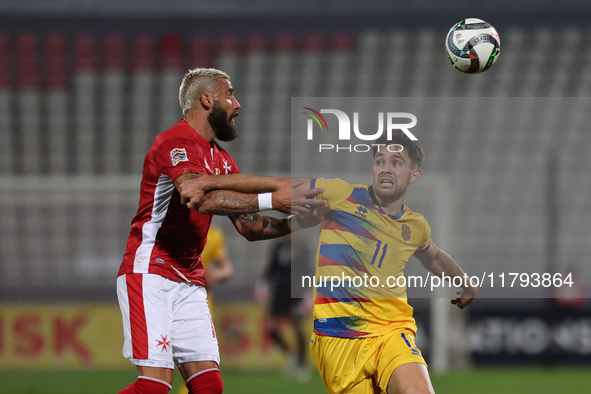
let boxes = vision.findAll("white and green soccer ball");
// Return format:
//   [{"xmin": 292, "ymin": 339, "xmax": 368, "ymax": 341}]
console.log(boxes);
[{"xmin": 445, "ymin": 18, "xmax": 501, "ymax": 74}]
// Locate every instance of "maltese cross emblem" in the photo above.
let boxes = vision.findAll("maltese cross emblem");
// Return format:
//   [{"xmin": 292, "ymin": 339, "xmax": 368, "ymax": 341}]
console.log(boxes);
[
  {"xmin": 156, "ymin": 335, "xmax": 170, "ymax": 352},
  {"xmin": 222, "ymin": 159, "xmax": 232, "ymax": 174}
]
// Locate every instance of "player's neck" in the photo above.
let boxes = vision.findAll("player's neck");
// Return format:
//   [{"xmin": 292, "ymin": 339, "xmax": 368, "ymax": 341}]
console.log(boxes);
[
  {"xmin": 377, "ymin": 199, "xmax": 404, "ymax": 216},
  {"xmin": 184, "ymin": 113, "xmax": 216, "ymax": 142}
]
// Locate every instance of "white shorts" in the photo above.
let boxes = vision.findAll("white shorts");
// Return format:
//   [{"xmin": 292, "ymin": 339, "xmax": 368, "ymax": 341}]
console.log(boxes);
[{"xmin": 117, "ymin": 273, "xmax": 220, "ymax": 369}]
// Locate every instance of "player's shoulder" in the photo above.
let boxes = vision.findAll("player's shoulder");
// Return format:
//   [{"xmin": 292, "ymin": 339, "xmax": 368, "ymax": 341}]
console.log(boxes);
[
  {"xmin": 312, "ymin": 177, "xmax": 362, "ymax": 188},
  {"xmin": 401, "ymin": 205, "xmax": 428, "ymax": 223},
  {"xmin": 313, "ymin": 178, "xmax": 368, "ymax": 206},
  {"xmin": 150, "ymin": 121, "xmax": 209, "ymax": 163},
  {"xmin": 154, "ymin": 121, "xmax": 193, "ymax": 144}
]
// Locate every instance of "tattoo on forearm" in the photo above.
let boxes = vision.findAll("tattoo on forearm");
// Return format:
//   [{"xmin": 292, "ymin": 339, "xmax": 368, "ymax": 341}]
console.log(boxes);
[
  {"xmin": 242, "ymin": 213, "xmax": 259, "ymax": 225},
  {"xmin": 200, "ymin": 190, "xmax": 259, "ymax": 215},
  {"xmin": 238, "ymin": 214, "xmax": 290, "ymax": 240}
]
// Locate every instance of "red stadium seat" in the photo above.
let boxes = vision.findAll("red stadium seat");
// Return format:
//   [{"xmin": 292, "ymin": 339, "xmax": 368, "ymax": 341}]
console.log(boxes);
[
  {"xmin": 303, "ymin": 32, "xmax": 323, "ymax": 52},
  {"xmin": 17, "ymin": 32, "xmax": 37, "ymax": 88},
  {"xmin": 0, "ymin": 33, "xmax": 8, "ymax": 88},
  {"xmin": 274, "ymin": 33, "xmax": 294, "ymax": 52},
  {"xmin": 189, "ymin": 34, "xmax": 211, "ymax": 68},
  {"xmin": 132, "ymin": 34, "xmax": 153, "ymax": 70},
  {"xmin": 104, "ymin": 34, "xmax": 124, "ymax": 71},
  {"xmin": 160, "ymin": 33, "xmax": 182, "ymax": 70},
  {"xmin": 46, "ymin": 33, "xmax": 66, "ymax": 89},
  {"xmin": 219, "ymin": 34, "xmax": 237, "ymax": 54},
  {"xmin": 246, "ymin": 33, "xmax": 265, "ymax": 53},
  {"xmin": 332, "ymin": 31, "xmax": 354, "ymax": 52},
  {"xmin": 75, "ymin": 33, "xmax": 95, "ymax": 70}
]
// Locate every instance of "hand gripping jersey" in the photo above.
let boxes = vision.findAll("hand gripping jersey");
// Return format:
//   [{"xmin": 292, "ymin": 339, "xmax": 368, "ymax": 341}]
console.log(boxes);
[
  {"xmin": 311, "ymin": 178, "xmax": 431, "ymax": 338},
  {"xmin": 118, "ymin": 120, "xmax": 239, "ymax": 285}
]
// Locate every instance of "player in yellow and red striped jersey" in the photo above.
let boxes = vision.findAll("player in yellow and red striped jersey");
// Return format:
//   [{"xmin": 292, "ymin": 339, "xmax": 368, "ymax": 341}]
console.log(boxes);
[
  {"xmin": 201, "ymin": 225, "xmax": 234, "ymax": 290},
  {"xmin": 293, "ymin": 131, "xmax": 477, "ymax": 394}
]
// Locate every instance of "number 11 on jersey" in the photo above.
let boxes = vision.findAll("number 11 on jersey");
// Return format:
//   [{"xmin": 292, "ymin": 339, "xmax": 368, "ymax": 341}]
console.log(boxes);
[{"xmin": 371, "ymin": 241, "xmax": 389, "ymax": 268}]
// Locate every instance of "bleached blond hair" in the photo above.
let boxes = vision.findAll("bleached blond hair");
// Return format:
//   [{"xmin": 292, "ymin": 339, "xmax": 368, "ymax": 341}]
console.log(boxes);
[{"xmin": 178, "ymin": 68, "xmax": 230, "ymax": 115}]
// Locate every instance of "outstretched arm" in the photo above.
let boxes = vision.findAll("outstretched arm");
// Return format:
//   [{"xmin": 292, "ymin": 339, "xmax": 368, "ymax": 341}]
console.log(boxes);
[
  {"xmin": 196, "ymin": 178, "xmax": 327, "ymax": 215},
  {"xmin": 414, "ymin": 239, "xmax": 477, "ymax": 309},
  {"xmin": 176, "ymin": 172, "xmax": 290, "ymax": 210}
]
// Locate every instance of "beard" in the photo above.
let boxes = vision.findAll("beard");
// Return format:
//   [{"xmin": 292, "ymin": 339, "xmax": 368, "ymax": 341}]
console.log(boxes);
[
  {"xmin": 208, "ymin": 102, "xmax": 238, "ymax": 142},
  {"xmin": 373, "ymin": 185, "xmax": 405, "ymax": 203},
  {"xmin": 372, "ymin": 177, "xmax": 409, "ymax": 204}
]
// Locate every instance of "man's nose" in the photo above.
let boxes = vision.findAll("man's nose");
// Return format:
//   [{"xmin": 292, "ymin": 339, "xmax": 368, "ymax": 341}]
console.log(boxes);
[{"xmin": 380, "ymin": 166, "xmax": 392, "ymax": 174}]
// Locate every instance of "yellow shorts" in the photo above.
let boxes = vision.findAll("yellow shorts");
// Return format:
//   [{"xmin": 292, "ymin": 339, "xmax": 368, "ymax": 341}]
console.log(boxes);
[{"xmin": 310, "ymin": 328, "xmax": 426, "ymax": 394}]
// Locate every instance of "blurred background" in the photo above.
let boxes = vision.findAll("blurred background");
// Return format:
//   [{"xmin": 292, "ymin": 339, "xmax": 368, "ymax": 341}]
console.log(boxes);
[{"xmin": 0, "ymin": 0, "xmax": 590, "ymax": 393}]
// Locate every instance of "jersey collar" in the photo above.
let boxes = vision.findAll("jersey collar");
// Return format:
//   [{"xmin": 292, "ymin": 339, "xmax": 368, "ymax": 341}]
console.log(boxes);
[{"xmin": 376, "ymin": 203, "xmax": 405, "ymax": 219}]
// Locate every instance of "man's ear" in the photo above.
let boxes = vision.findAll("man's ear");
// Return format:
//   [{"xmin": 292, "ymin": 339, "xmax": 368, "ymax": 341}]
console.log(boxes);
[
  {"xmin": 410, "ymin": 168, "xmax": 422, "ymax": 184},
  {"xmin": 200, "ymin": 92, "xmax": 213, "ymax": 110}
]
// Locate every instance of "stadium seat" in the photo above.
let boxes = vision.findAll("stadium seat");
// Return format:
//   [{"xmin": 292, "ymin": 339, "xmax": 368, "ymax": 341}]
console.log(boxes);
[
  {"xmin": 238, "ymin": 33, "xmax": 267, "ymax": 172},
  {"xmin": 1, "ymin": 26, "xmax": 591, "ymax": 291},
  {"xmin": 103, "ymin": 34, "xmax": 125, "ymax": 174},
  {"xmin": 0, "ymin": 33, "xmax": 12, "ymax": 174},
  {"xmin": 74, "ymin": 33, "xmax": 97, "ymax": 174},
  {"xmin": 17, "ymin": 32, "xmax": 41, "ymax": 175},
  {"xmin": 46, "ymin": 33, "xmax": 68, "ymax": 174},
  {"xmin": 158, "ymin": 34, "xmax": 184, "ymax": 135},
  {"xmin": 190, "ymin": 34, "xmax": 212, "ymax": 68},
  {"xmin": 130, "ymin": 34, "xmax": 156, "ymax": 172}
]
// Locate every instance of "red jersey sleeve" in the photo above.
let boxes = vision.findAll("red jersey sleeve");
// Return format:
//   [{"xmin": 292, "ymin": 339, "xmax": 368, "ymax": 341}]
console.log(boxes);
[{"xmin": 154, "ymin": 138, "xmax": 208, "ymax": 182}]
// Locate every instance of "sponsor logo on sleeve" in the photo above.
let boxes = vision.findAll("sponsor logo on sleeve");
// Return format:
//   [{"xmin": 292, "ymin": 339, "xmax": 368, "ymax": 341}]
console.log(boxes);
[{"xmin": 170, "ymin": 148, "xmax": 189, "ymax": 166}]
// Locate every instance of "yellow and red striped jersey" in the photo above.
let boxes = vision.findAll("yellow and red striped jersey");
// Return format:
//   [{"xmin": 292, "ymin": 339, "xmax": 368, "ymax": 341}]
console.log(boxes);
[{"xmin": 310, "ymin": 178, "xmax": 431, "ymax": 338}]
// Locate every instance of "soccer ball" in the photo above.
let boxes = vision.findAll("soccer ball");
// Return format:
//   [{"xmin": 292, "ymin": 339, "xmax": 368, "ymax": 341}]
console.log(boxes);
[{"xmin": 445, "ymin": 18, "xmax": 500, "ymax": 74}]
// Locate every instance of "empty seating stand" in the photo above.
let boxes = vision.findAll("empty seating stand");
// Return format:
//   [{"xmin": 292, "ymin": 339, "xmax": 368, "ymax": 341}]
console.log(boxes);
[{"xmin": 0, "ymin": 28, "xmax": 589, "ymax": 290}]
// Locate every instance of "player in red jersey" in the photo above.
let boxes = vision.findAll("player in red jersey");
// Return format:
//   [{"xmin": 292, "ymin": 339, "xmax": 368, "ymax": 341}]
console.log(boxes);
[{"xmin": 117, "ymin": 68, "xmax": 325, "ymax": 394}]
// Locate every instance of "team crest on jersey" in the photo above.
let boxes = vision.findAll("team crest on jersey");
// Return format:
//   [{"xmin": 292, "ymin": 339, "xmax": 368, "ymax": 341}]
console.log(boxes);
[
  {"xmin": 401, "ymin": 224, "xmax": 411, "ymax": 241},
  {"xmin": 213, "ymin": 168, "xmax": 221, "ymax": 175},
  {"xmin": 170, "ymin": 148, "xmax": 188, "ymax": 166}
]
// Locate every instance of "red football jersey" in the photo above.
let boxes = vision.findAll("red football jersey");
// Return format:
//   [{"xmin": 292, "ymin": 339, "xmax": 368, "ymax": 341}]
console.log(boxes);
[{"xmin": 118, "ymin": 119, "xmax": 240, "ymax": 285}]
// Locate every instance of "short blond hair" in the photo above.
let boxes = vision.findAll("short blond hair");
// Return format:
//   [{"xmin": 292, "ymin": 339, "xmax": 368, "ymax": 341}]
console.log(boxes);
[{"xmin": 178, "ymin": 68, "xmax": 230, "ymax": 115}]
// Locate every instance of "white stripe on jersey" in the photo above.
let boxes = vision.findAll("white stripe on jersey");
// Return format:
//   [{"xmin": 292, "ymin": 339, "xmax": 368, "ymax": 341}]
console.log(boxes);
[{"xmin": 133, "ymin": 174, "xmax": 175, "ymax": 273}]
